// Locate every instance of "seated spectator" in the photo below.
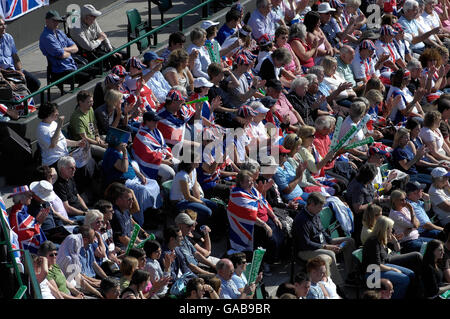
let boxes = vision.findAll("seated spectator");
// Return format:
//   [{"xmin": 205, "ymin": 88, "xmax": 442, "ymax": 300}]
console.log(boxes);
[
  {"xmin": 303, "ymin": 11, "xmax": 337, "ymax": 64},
  {"xmin": 0, "ymin": 15, "xmax": 40, "ymax": 92},
  {"xmin": 216, "ymin": 258, "xmax": 255, "ymax": 299},
  {"xmin": 216, "ymin": 8, "xmax": 241, "ymax": 45},
  {"xmin": 38, "ymin": 241, "xmax": 84, "ymax": 299},
  {"xmin": 8, "ymin": 186, "xmax": 48, "ymax": 254},
  {"xmin": 36, "ymin": 102, "xmax": 85, "ymax": 167},
  {"xmin": 102, "ymin": 136, "xmax": 162, "ymax": 226},
  {"xmin": 120, "ymin": 269, "xmax": 150, "ymax": 299},
  {"xmin": 288, "ymin": 22, "xmax": 319, "ymax": 71},
  {"xmin": 160, "ymin": 31, "xmax": 187, "ymax": 66},
  {"xmin": 351, "ymin": 40, "xmax": 384, "ymax": 85},
  {"xmin": 69, "ymin": 4, "xmax": 124, "ymax": 68},
  {"xmin": 389, "ymin": 189, "xmax": 433, "ymax": 253},
  {"xmin": 31, "ymin": 253, "xmax": 60, "ymax": 299},
  {"xmin": 221, "ymin": 25, "xmax": 254, "ymax": 58},
  {"xmin": 428, "ymin": 167, "xmax": 450, "ymax": 226},
  {"xmin": 441, "ymin": 223, "xmax": 450, "ymax": 281},
  {"xmin": 132, "ymin": 111, "xmax": 177, "ymax": 183},
  {"xmin": 422, "ymin": 239, "xmax": 450, "ymax": 298},
  {"xmin": 292, "ymin": 192, "xmax": 355, "ymax": 290},
  {"xmin": 293, "ymin": 272, "xmax": 311, "ymax": 299},
  {"xmin": 56, "ymin": 225, "xmax": 103, "ymax": 298},
  {"xmin": 420, "ymin": 110, "xmax": 450, "ymax": 163},
  {"xmin": 398, "ymin": 0, "xmax": 441, "ymax": 55},
  {"xmin": 203, "ymin": 19, "xmax": 245, "ymax": 63},
  {"xmin": 229, "ymin": 252, "xmax": 263, "ymax": 296},
  {"xmin": 104, "ymin": 182, "xmax": 144, "ymax": 248},
  {"xmin": 76, "ymin": 224, "xmax": 108, "ymax": 282},
  {"xmin": 53, "ymin": 156, "xmax": 88, "ymax": 224},
  {"xmin": 119, "ymin": 256, "xmax": 139, "ymax": 291},
  {"xmin": 406, "ymin": 181, "xmax": 444, "ymax": 239},
  {"xmin": 174, "ymin": 212, "xmax": 217, "ymax": 276},
  {"xmin": 143, "ymin": 240, "xmax": 171, "ymax": 297},
  {"xmin": 36, "ymin": 165, "xmax": 77, "ymax": 226},
  {"xmin": 170, "ymin": 161, "xmax": 218, "ymax": 227},
  {"xmin": 377, "ymin": 278, "xmax": 395, "ymax": 300},
  {"xmin": 162, "ymin": 49, "xmax": 194, "ymax": 96},
  {"xmin": 39, "ymin": 10, "xmax": 91, "ymax": 90},
  {"xmin": 93, "ymin": 65, "xmax": 128, "ymax": 108},
  {"xmin": 322, "ymin": 55, "xmax": 356, "ymax": 108},
  {"xmin": 266, "ymin": 79, "xmax": 303, "ymax": 127},
  {"xmin": 392, "ymin": 127, "xmax": 431, "ymax": 184},
  {"xmin": 94, "ymin": 89, "xmax": 126, "ymax": 137},
  {"xmin": 336, "ymin": 45, "xmax": 357, "ymax": 90},
  {"xmin": 83, "ymin": 210, "xmax": 107, "ymax": 266},
  {"xmin": 247, "ymin": 0, "xmax": 277, "ymax": 41},
  {"xmin": 259, "ymin": 47, "xmax": 295, "ymax": 88},
  {"xmin": 159, "ymin": 225, "xmax": 191, "ymax": 281},
  {"xmin": 225, "ymin": 54, "xmax": 265, "ymax": 108},
  {"xmin": 69, "ymin": 90, "xmax": 108, "ymax": 159},
  {"xmin": 187, "ymin": 28, "xmax": 211, "ymax": 79},
  {"xmin": 361, "ymin": 204, "xmax": 383, "ymax": 245},
  {"xmin": 142, "ymin": 51, "xmax": 172, "ymax": 104},
  {"xmin": 185, "ymin": 277, "xmax": 219, "ymax": 299},
  {"xmin": 100, "ymin": 277, "xmax": 120, "ymax": 299},
  {"xmin": 305, "ymin": 256, "xmax": 328, "ymax": 299},
  {"xmin": 362, "ymin": 216, "xmax": 422, "ymax": 299},
  {"xmin": 375, "ymin": 25, "xmax": 407, "ymax": 79}
]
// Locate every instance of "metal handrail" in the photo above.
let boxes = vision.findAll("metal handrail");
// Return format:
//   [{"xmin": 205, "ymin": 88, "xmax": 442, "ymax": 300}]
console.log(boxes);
[{"xmin": 0, "ymin": 0, "xmax": 215, "ymax": 109}]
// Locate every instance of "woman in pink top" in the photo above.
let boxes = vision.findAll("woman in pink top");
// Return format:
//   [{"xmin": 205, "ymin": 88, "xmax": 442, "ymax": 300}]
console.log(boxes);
[
  {"xmin": 275, "ymin": 26, "xmax": 302, "ymax": 75},
  {"xmin": 388, "ymin": 189, "xmax": 433, "ymax": 254},
  {"xmin": 288, "ymin": 23, "xmax": 318, "ymax": 69}
]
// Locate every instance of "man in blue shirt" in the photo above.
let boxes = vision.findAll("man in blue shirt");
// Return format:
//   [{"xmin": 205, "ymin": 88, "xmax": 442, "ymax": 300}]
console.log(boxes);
[
  {"xmin": 217, "ymin": 258, "xmax": 255, "ymax": 299},
  {"xmin": 39, "ymin": 10, "xmax": 90, "ymax": 87},
  {"xmin": 0, "ymin": 16, "xmax": 41, "ymax": 92},
  {"xmin": 142, "ymin": 51, "xmax": 172, "ymax": 103},
  {"xmin": 160, "ymin": 225, "xmax": 191, "ymax": 281},
  {"xmin": 406, "ymin": 181, "xmax": 444, "ymax": 239},
  {"xmin": 247, "ymin": 0, "xmax": 277, "ymax": 41},
  {"xmin": 79, "ymin": 225, "xmax": 108, "ymax": 280},
  {"xmin": 216, "ymin": 9, "xmax": 241, "ymax": 45}
]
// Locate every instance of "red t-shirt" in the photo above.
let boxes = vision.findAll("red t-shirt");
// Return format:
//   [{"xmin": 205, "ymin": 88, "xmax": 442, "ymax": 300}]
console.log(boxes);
[{"xmin": 313, "ymin": 132, "xmax": 335, "ymax": 171}]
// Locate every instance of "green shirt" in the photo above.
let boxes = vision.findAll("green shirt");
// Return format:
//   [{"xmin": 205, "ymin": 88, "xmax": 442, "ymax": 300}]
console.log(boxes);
[
  {"xmin": 47, "ymin": 264, "xmax": 70, "ymax": 295},
  {"xmin": 336, "ymin": 56, "xmax": 356, "ymax": 87},
  {"xmin": 69, "ymin": 107, "xmax": 97, "ymax": 140}
]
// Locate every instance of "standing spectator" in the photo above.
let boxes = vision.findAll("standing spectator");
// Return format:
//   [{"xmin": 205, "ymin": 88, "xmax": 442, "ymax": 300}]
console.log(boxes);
[
  {"xmin": 216, "ymin": 258, "xmax": 255, "ymax": 299},
  {"xmin": 292, "ymin": 192, "xmax": 355, "ymax": 291},
  {"xmin": 69, "ymin": 4, "xmax": 123, "ymax": 68},
  {"xmin": 0, "ymin": 15, "xmax": 40, "ymax": 92},
  {"xmin": 39, "ymin": 10, "xmax": 90, "ymax": 89}
]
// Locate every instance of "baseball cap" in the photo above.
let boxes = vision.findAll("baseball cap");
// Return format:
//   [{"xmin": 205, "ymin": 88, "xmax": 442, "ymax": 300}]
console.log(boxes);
[
  {"xmin": 405, "ymin": 181, "xmax": 426, "ymax": 193},
  {"xmin": 81, "ymin": 4, "xmax": 102, "ymax": 17},
  {"xmin": 252, "ymin": 103, "xmax": 270, "ymax": 114},
  {"xmin": 143, "ymin": 111, "xmax": 161, "ymax": 122},
  {"xmin": 317, "ymin": 3, "xmax": 336, "ymax": 13},
  {"xmin": 266, "ymin": 79, "xmax": 283, "ymax": 91},
  {"xmin": 143, "ymin": 51, "xmax": 162, "ymax": 63},
  {"xmin": 380, "ymin": 25, "xmax": 398, "ymax": 36},
  {"xmin": 174, "ymin": 212, "xmax": 195, "ymax": 226},
  {"xmin": 166, "ymin": 89, "xmax": 186, "ymax": 102},
  {"xmin": 201, "ymin": 20, "xmax": 220, "ymax": 30},
  {"xmin": 368, "ymin": 146, "xmax": 389, "ymax": 157},
  {"xmin": 431, "ymin": 167, "xmax": 450, "ymax": 178},
  {"xmin": 193, "ymin": 77, "xmax": 214, "ymax": 88},
  {"xmin": 259, "ymin": 96, "xmax": 277, "ymax": 108},
  {"xmin": 45, "ymin": 10, "xmax": 64, "ymax": 21}
]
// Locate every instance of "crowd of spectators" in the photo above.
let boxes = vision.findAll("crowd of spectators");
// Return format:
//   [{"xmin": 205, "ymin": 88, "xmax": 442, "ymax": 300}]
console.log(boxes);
[{"xmin": 3, "ymin": 0, "xmax": 450, "ymax": 300}]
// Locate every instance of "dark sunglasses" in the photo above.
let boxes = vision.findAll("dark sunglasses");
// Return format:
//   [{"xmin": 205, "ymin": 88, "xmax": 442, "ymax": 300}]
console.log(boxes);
[{"xmin": 48, "ymin": 252, "xmax": 58, "ymax": 257}]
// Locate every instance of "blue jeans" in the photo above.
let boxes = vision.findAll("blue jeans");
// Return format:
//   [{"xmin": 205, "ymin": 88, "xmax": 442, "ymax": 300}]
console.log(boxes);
[
  {"xmin": 176, "ymin": 199, "xmax": 218, "ymax": 226},
  {"xmin": 419, "ymin": 229, "xmax": 441, "ymax": 239},
  {"xmin": 381, "ymin": 264, "xmax": 415, "ymax": 299},
  {"xmin": 401, "ymin": 237, "xmax": 433, "ymax": 254},
  {"xmin": 409, "ymin": 173, "xmax": 432, "ymax": 185},
  {"xmin": 69, "ymin": 215, "xmax": 85, "ymax": 225}
]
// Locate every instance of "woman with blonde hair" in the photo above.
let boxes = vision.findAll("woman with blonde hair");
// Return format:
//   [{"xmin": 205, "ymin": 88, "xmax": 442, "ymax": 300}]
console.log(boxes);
[
  {"xmin": 419, "ymin": 110, "xmax": 450, "ymax": 163},
  {"xmin": 361, "ymin": 204, "xmax": 382, "ymax": 245},
  {"xmin": 362, "ymin": 215, "xmax": 422, "ymax": 299},
  {"xmin": 95, "ymin": 89, "xmax": 125, "ymax": 136},
  {"xmin": 84, "ymin": 209, "xmax": 107, "ymax": 265}
]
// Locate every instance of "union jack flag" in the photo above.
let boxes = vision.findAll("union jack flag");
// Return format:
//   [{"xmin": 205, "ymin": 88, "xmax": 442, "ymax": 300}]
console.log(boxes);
[
  {"xmin": 157, "ymin": 103, "xmax": 196, "ymax": 145},
  {"xmin": 0, "ymin": 196, "xmax": 21, "ymax": 261},
  {"xmin": 9, "ymin": 204, "xmax": 47, "ymax": 254},
  {"xmin": 132, "ymin": 125, "xmax": 172, "ymax": 179},
  {"xmin": 1, "ymin": 0, "xmax": 49, "ymax": 21},
  {"xmin": 227, "ymin": 186, "xmax": 273, "ymax": 253}
]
